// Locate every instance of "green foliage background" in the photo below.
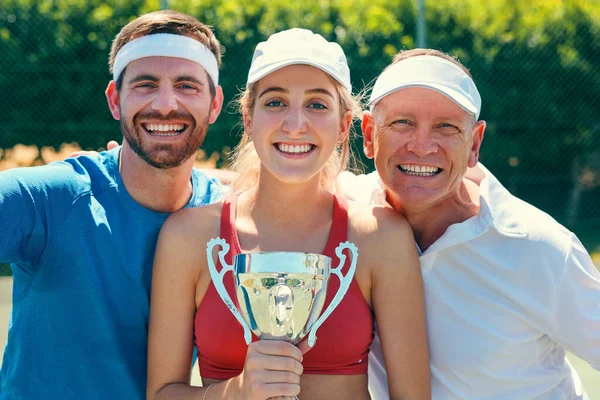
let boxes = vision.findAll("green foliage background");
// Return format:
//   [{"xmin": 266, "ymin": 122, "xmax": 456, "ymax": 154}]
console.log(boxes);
[
  {"xmin": 1, "ymin": 1, "xmax": 599, "ymax": 389},
  {"xmin": 1, "ymin": 0, "xmax": 600, "ymax": 229}
]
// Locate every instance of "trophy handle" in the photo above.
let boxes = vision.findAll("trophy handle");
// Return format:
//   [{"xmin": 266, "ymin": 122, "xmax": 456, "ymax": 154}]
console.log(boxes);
[
  {"xmin": 206, "ymin": 237, "xmax": 253, "ymax": 345},
  {"xmin": 306, "ymin": 241, "xmax": 358, "ymax": 347}
]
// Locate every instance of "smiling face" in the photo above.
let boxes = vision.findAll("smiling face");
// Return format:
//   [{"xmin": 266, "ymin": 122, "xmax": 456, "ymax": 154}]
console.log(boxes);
[
  {"xmin": 106, "ymin": 56, "xmax": 223, "ymax": 169},
  {"xmin": 244, "ymin": 64, "xmax": 351, "ymax": 186},
  {"xmin": 364, "ymin": 87, "xmax": 485, "ymax": 211}
]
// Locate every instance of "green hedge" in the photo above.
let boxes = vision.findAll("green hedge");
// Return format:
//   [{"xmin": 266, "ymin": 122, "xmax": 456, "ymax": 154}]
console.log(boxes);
[{"xmin": 2, "ymin": 0, "xmax": 600, "ymax": 226}]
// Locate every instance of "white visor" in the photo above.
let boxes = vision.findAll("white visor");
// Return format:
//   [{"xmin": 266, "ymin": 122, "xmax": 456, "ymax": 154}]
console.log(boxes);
[
  {"xmin": 112, "ymin": 33, "xmax": 219, "ymax": 86},
  {"xmin": 369, "ymin": 55, "xmax": 481, "ymax": 119}
]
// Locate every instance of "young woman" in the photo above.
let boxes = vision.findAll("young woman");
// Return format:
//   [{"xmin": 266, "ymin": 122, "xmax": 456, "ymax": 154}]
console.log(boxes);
[{"xmin": 147, "ymin": 28, "xmax": 430, "ymax": 400}]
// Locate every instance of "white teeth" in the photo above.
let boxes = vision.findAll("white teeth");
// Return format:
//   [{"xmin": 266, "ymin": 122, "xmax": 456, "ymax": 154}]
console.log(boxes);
[
  {"xmin": 276, "ymin": 143, "xmax": 313, "ymax": 154},
  {"xmin": 145, "ymin": 123, "xmax": 185, "ymax": 135},
  {"xmin": 399, "ymin": 164, "xmax": 440, "ymax": 176}
]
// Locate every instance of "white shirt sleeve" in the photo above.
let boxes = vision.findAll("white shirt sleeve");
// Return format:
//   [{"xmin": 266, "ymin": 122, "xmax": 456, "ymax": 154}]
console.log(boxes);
[
  {"xmin": 337, "ymin": 171, "xmax": 389, "ymax": 206},
  {"xmin": 367, "ymin": 326, "xmax": 390, "ymax": 400},
  {"xmin": 551, "ymin": 233, "xmax": 600, "ymax": 370}
]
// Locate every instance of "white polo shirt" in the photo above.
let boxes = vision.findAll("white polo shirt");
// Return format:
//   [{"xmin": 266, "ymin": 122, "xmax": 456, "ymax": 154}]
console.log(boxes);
[{"xmin": 339, "ymin": 164, "xmax": 600, "ymax": 399}]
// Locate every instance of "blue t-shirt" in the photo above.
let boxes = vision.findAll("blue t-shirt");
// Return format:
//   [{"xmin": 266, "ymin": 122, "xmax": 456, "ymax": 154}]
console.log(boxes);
[{"xmin": 0, "ymin": 147, "xmax": 223, "ymax": 399}]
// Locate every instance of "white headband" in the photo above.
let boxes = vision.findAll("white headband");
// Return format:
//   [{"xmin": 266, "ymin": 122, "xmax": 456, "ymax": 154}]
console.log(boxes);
[
  {"xmin": 112, "ymin": 33, "xmax": 219, "ymax": 86},
  {"xmin": 369, "ymin": 55, "xmax": 481, "ymax": 119}
]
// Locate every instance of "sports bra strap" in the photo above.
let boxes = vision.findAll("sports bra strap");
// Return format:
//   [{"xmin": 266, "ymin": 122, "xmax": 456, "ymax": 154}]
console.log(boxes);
[
  {"xmin": 220, "ymin": 194, "xmax": 348, "ymax": 263},
  {"xmin": 219, "ymin": 195, "xmax": 242, "ymax": 258}
]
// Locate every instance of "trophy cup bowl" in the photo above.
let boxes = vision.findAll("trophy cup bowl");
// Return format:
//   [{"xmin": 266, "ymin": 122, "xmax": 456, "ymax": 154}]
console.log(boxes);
[
  {"xmin": 207, "ymin": 238, "xmax": 358, "ymax": 347},
  {"xmin": 235, "ymin": 252, "xmax": 329, "ymax": 344}
]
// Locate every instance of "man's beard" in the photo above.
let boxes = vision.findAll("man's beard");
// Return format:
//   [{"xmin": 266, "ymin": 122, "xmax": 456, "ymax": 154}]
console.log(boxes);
[{"xmin": 120, "ymin": 110, "xmax": 210, "ymax": 169}]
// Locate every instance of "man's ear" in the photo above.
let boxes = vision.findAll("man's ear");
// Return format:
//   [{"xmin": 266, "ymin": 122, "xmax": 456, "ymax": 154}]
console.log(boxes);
[
  {"xmin": 468, "ymin": 120, "xmax": 486, "ymax": 168},
  {"xmin": 362, "ymin": 111, "xmax": 375, "ymax": 159},
  {"xmin": 208, "ymin": 85, "xmax": 224, "ymax": 124},
  {"xmin": 105, "ymin": 81, "xmax": 121, "ymax": 120}
]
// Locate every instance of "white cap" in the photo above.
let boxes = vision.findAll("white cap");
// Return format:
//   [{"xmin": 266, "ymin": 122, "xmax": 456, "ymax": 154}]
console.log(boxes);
[
  {"xmin": 247, "ymin": 28, "xmax": 351, "ymax": 91},
  {"xmin": 112, "ymin": 33, "xmax": 219, "ymax": 86},
  {"xmin": 369, "ymin": 55, "xmax": 481, "ymax": 119}
]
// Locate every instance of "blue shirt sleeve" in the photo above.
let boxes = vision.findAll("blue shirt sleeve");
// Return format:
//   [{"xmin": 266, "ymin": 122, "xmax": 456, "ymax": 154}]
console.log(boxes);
[
  {"xmin": 190, "ymin": 168, "xmax": 227, "ymax": 206},
  {"xmin": 0, "ymin": 163, "xmax": 82, "ymax": 272}
]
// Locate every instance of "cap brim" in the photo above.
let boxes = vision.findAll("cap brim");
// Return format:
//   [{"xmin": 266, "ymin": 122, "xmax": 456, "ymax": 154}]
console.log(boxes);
[{"xmin": 248, "ymin": 58, "xmax": 351, "ymax": 90}]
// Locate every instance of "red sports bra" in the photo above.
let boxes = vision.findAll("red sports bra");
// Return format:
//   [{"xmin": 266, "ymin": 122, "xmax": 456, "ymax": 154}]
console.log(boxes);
[{"xmin": 194, "ymin": 195, "xmax": 373, "ymax": 379}]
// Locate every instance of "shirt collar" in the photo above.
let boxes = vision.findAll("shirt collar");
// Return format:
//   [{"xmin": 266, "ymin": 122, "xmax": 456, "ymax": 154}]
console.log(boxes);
[{"xmin": 475, "ymin": 163, "xmax": 528, "ymax": 238}]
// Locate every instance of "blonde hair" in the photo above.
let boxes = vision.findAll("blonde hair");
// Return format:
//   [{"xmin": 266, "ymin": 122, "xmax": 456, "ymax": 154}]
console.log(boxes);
[{"xmin": 229, "ymin": 75, "xmax": 361, "ymax": 193}]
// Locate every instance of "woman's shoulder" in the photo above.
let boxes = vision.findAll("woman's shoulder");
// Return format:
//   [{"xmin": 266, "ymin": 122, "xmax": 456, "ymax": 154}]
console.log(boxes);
[
  {"xmin": 346, "ymin": 199, "xmax": 412, "ymax": 237},
  {"xmin": 345, "ymin": 200, "xmax": 419, "ymax": 280},
  {"xmin": 345, "ymin": 199, "xmax": 415, "ymax": 259},
  {"xmin": 154, "ymin": 201, "xmax": 225, "ymax": 280},
  {"xmin": 161, "ymin": 201, "xmax": 224, "ymax": 242}
]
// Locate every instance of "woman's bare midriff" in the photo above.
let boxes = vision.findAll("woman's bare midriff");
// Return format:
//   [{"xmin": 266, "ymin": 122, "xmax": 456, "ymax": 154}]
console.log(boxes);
[{"xmin": 202, "ymin": 373, "xmax": 370, "ymax": 399}]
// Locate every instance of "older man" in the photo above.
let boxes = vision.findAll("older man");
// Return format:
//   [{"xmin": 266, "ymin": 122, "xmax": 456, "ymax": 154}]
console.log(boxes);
[
  {"xmin": 0, "ymin": 10, "xmax": 224, "ymax": 399},
  {"xmin": 339, "ymin": 49, "xmax": 600, "ymax": 399}
]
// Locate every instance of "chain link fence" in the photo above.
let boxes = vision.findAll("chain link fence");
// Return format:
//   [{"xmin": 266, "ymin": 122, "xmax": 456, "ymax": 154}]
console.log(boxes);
[{"xmin": 1, "ymin": 1, "xmax": 599, "ymax": 239}]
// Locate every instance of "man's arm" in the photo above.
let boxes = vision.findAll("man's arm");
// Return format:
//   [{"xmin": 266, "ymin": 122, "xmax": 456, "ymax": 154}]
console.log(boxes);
[
  {"xmin": 198, "ymin": 168, "xmax": 237, "ymax": 186},
  {"xmin": 551, "ymin": 233, "xmax": 600, "ymax": 370},
  {"xmin": 0, "ymin": 168, "xmax": 52, "ymax": 267},
  {"xmin": 337, "ymin": 167, "xmax": 483, "ymax": 206},
  {"xmin": 70, "ymin": 141, "xmax": 239, "ymax": 186}
]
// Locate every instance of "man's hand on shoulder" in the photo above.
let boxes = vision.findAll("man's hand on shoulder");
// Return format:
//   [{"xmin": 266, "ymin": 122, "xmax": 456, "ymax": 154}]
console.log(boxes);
[
  {"xmin": 199, "ymin": 168, "xmax": 238, "ymax": 185},
  {"xmin": 68, "ymin": 140, "xmax": 120, "ymax": 159}
]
